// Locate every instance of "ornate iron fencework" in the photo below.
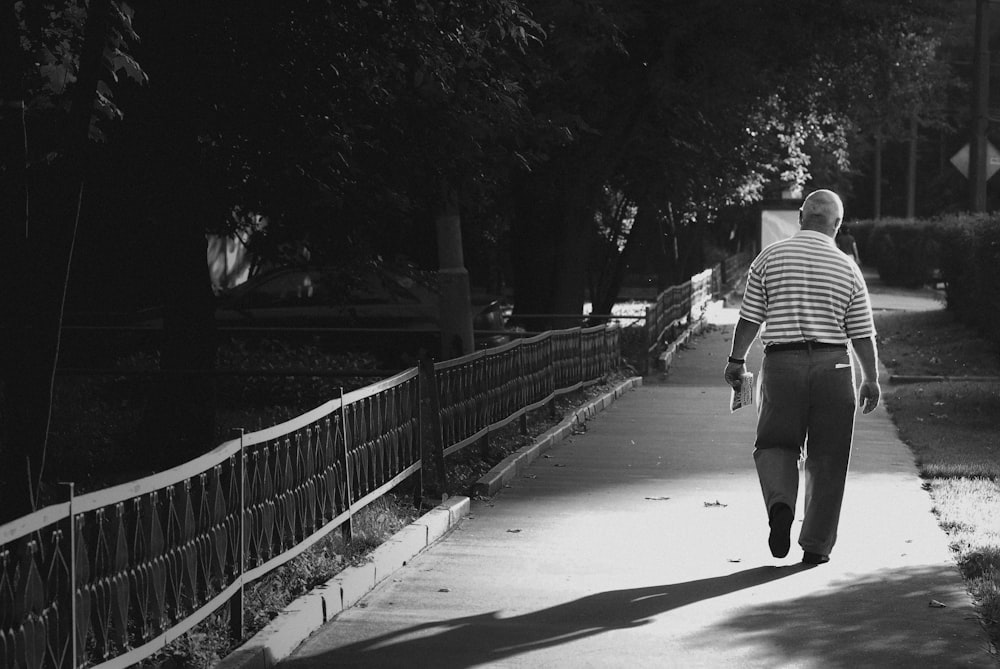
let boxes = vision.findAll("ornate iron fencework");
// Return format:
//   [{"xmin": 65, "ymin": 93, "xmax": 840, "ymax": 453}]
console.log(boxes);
[
  {"xmin": 517, "ymin": 333, "xmax": 554, "ymax": 411},
  {"xmin": 433, "ymin": 324, "xmax": 621, "ymax": 459},
  {"xmin": 643, "ymin": 266, "xmax": 721, "ymax": 368},
  {"xmin": 0, "ymin": 368, "xmax": 420, "ymax": 669}
]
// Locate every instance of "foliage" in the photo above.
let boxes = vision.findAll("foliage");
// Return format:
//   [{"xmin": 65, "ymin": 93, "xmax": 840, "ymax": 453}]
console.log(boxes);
[
  {"xmin": 5, "ymin": 0, "xmax": 965, "ymax": 284},
  {"xmin": 8, "ymin": 0, "xmax": 146, "ymax": 148},
  {"xmin": 8, "ymin": 0, "xmax": 963, "ymax": 295},
  {"xmin": 866, "ymin": 218, "xmax": 941, "ymax": 288},
  {"xmin": 833, "ymin": 7, "xmax": 958, "ymax": 139},
  {"xmin": 0, "ymin": 0, "xmax": 150, "ymax": 520},
  {"xmin": 502, "ymin": 0, "xmax": 961, "ymax": 317},
  {"xmin": 172, "ymin": 0, "xmax": 543, "ymax": 266}
]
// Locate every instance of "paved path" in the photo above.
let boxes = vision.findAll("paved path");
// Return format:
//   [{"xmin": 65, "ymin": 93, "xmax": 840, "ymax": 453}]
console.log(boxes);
[{"xmin": 282, "ymin": 278, "xmax": 993, "ymax": 668}]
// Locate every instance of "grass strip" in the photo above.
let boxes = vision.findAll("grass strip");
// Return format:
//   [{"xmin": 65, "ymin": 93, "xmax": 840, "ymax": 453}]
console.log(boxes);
[{"xmin": 877, "ymin": 309, "xmax": 1000, "ymax": 656}]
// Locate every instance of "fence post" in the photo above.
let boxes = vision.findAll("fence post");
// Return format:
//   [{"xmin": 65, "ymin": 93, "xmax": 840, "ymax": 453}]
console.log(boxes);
[
  {"xmin": 642, "ymin": 304, "xmax": 652, "ymax": 376},
  {"xmin": 547, "ymin": 336, "xmax": 557, "ymax": 418},
  {"xmin": 413, "ymin": 373, "xmax": 424, "ymax": 509},
  {"xmin": 517, "ymin": 341, "xmax": 529, "ymax": 435},
  {"xmin": 337, "ymin": 388, "xmax": 353, "ymax": 544},
  {"xmin": 229, "ymin": 428, "xmax": 245, "ymax": 642},
  {"xmin": 419, "ymin": 357, "xmax": 448, "ymax": 496},
  {"xmin": 60, "ymin": 482, "xmax": 77, "ymax": 669}
]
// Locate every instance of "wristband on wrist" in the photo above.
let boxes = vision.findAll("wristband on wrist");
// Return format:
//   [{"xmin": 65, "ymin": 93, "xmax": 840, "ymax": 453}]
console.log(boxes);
[{"xmin": 728, "ymin": 355, "xmax": 745, "ymax": 365}]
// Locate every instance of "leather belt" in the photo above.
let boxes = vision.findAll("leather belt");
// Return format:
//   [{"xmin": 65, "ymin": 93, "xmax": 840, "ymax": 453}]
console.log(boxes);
[{"xmin": 765, "ymin": 341, "xmax": 847, "ymax": 353}]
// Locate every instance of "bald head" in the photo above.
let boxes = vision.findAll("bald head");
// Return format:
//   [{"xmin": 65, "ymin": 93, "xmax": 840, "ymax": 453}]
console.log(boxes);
[{"xmin": 799, "ymin": 189, "xmax": 844, "ymax": 236}]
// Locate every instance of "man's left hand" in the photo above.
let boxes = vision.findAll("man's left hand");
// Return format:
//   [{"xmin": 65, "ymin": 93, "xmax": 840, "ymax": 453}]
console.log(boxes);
[{"xmin": 859, "ymin": 380, "xmax": 881, "ymax": 414}]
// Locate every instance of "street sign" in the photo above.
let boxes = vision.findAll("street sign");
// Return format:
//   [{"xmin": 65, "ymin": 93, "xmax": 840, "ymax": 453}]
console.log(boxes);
[{"xmin": 950, "ymin": 141, "xmax": 1000, "ymax": 180}]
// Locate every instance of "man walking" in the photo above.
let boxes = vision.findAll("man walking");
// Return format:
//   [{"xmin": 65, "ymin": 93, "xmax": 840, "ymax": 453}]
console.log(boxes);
[{"xmin": 724, "ymin": 189, "xmax": 880, "ymax": 565}]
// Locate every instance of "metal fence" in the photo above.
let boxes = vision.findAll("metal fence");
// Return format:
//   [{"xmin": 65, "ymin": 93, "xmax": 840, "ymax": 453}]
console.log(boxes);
[
  {"xmin": 431, "ymin": 325, "xmax": 620, "ymax": 460},
  {"xmin": 641, "ymin": 254, "xmax": 752, "ymax": 372},
  {"xmin": 0, "ymin": 323, "xmax": 621, "ymax": 669},
  {"xmin": 643, "ymin": 266, "xmax": 717, "ymax": 366}
]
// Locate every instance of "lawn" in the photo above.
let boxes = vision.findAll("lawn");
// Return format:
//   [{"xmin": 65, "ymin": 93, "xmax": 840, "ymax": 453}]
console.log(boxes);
[{"xmin": 875, "ymin": 308, "xmax": 1000, "ymax": 655}]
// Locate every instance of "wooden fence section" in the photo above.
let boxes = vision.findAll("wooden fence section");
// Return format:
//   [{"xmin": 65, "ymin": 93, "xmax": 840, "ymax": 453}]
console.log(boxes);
[{"xmin": 0, "ymin": 325, "xmax": 621, "ymax": 669}]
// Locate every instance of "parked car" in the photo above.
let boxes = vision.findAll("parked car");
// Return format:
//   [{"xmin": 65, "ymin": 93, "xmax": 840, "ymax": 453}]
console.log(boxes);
[{"xmin": 213, "ymin": 265, "xmax": 510, "ymax": 351}]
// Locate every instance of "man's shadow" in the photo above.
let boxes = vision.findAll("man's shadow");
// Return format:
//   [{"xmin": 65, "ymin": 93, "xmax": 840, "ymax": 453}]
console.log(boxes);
[{"xmin": 283, "ymin": 564, "xmax": 813, "ymax": 668}]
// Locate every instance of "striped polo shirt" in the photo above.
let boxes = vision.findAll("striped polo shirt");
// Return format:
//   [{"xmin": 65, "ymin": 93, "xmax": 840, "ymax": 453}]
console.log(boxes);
[{"xmin": 739, "ymin": 230, "xmax": 875, "ymax": 345}]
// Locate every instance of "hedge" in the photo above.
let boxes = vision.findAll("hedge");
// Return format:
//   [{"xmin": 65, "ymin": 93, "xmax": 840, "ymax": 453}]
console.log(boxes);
[{"xmin": 850, "ymin": 214, "xmax": 1000, "ymax": 352}]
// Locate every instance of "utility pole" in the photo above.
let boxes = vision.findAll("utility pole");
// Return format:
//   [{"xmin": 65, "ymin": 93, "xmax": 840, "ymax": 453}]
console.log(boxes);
[{"xmin": 970, "ymin": 0, "xmax": 990, "ymax": 212}]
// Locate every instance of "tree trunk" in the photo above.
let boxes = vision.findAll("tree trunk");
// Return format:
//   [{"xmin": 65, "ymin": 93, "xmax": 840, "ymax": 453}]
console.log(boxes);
[
  {"xmin": 0, "ymin": 0, "xmax": 110, "ymax": 520},
  {"xmin": 906, "ymin": 116, "xmax": 918, "ymax": 219},
  {"xmin": 550, "ymin": 194, "xmax": 596, "ymax": 321},
  {"xmin": 971, "ymin": 0, "xmax": 990, "ymax": 213},
  {"xmin": 435, "ymin": 182, "xmax": 473, "ymax": 359},
  {"xmin": 675, "ymin": 213, "xmax": 707, "ymax": 283},
  {"xmin": 873, "ymin": 130, "xmax": 883, "ymax": 220},
  {"xmin": 510, "ymin": 166, "xmax": 600, "ymax": 330},
  {"xmin": 589, "ymin": 195, "xmax": 633, "ymax": 316},
  {"xmin": 591, "ymin": 200, "xmax": 657, "ymax": 317},
  {"xmin": 509, "ymin": 90, "xmax": 652, "ymax": 329},
  {"xmin": 128, "ymin": 4, "xmax": 221, "ymax": 467},
  {"xmin": 509, "ymin": 171, "xmax": 563, "ymax": 329},
  {"xmin": 146, "ymin": 210, "xmax": 218, "ymax": 467}
]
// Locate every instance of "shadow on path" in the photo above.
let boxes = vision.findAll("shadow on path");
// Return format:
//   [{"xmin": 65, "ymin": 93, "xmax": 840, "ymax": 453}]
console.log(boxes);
[
  {"xmin": 284, "ymin": 565, "xmax": 812, "ymax": 668},
  {"xmin": 691, "ymin": 563, "xmax": 991, "ymax": 668}
]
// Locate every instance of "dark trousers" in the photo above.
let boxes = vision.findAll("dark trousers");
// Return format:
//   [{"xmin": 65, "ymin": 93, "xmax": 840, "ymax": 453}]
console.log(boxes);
[{"xmin": 754, "ymin": 347, "xmax": 857, "ymax": 555}]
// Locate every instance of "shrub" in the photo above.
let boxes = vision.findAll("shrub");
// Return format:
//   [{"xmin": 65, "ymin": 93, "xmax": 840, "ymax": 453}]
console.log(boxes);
[
  {"xmin": 933, "ymin": 214, "xmax": 981, "ymax": 316},
  {"xmin": 971, "ymin": 219, "xmax": 1000, "ymax": 349},
  {"xmin": 867, "ymin": 218, "xmax": 939, "ymax": 287},
  {"xmin": 932, "ymin": 213, "xmax": 1000, "ymax": 352}
]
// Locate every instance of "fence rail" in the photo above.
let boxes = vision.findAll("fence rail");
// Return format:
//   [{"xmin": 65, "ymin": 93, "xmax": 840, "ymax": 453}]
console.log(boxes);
[{"xmin": 0, "ymin": 255, "xmax": 746, "ymax": 669}]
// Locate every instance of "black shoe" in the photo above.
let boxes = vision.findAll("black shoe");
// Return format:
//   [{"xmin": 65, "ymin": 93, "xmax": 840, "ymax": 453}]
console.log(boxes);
[
  {"xmin": 768, "ymin": 503, "xmax": 794, "ymax": 558},
  {"xmin": 802, "ymin": 551, "xmax": 830, "ymax": 565}
]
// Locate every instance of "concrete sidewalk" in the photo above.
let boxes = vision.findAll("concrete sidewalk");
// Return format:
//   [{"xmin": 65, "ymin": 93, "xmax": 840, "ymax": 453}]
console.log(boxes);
[{"xmin": 276, "ymin": 283, "xmax": 993, "ymax": 667}]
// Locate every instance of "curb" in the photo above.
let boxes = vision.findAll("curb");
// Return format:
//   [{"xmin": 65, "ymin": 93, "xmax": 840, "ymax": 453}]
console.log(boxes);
[
  {"xmin": 472, "ymin": 376, "xmax": 644, "ymax": 498},
  {"xmin": 889, "ymin": 374, "xmax": 1000, "ymax": 384},
  {"xmin": 216, "ymin": 496, "xmax": 470, "ymax": 669},
  {"xmin": 657, "ymin": 319, "xmax": 708, "ymax": 372}
]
